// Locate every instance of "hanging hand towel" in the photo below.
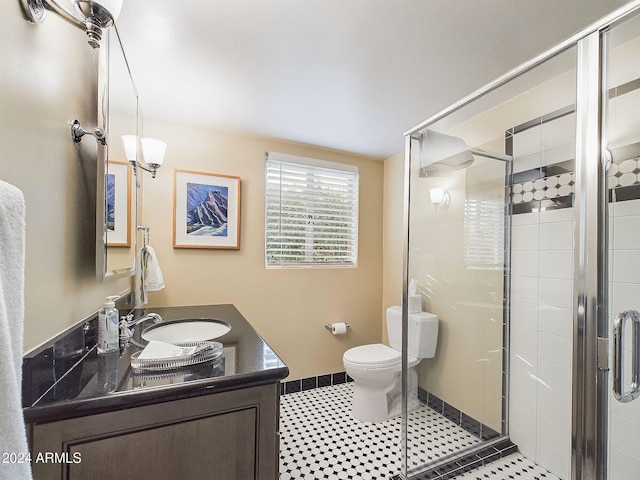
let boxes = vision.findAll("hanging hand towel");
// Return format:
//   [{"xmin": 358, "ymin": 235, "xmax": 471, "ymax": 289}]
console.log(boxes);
[
  {"xmin": 0, "ymin": 181, "xmax": 33, "ymax": 479},
  {"xmin": 143, "ymin": 245, "xmax": 165, "ymax": 291},
  {"xmin": 135, "ymin": 244, "xmax": 165, "ymax": 306}
]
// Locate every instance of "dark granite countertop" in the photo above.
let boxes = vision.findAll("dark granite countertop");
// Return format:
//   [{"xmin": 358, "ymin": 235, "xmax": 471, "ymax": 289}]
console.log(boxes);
[{"xmin": 22, "ymin": 304, "xmax": 288, "ymax": 424}]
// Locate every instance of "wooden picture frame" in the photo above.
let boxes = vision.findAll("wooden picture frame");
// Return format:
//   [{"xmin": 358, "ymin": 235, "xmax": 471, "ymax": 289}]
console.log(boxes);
[
  {"xmin": 105, "ymin": 160, "xmax": 132, "ymax": 247},
  {"xmin": 173, "ymin": 169, "xmax": 241, "ymax": 249}
]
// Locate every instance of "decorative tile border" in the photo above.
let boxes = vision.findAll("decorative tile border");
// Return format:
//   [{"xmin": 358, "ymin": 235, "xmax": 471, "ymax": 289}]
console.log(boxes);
[
  {"xmin": 509, "ymin": 163, "xmax": 640, "ymax": 215},
  {"xmin": 506, "ymin": 103, "xmax": 640, "ymax": 215},
  {"xmin": 392, "ymin": 439, "xmax": 518, "ymax": 480},
  {"xmin": 510, "ymin": 172, "xmax": 574, "ymax": 205},
  {"xmin": 609, "ymin": 157, "xmax": 640, "ymax": 189},
  {"xmin": 610, "ymin": 184, "xmax": 640, "ymax": 202},
  {"xmin": 505, "ymin": 106, "xmax": 578, "ymax": 215},
  {"xmin": 281, "ymin": 371, "xmax": 353, "ymax": 395},
  {"xmin": 510, "ymin": 158, "xmax": 640, "ymax": 205},
  {"xmin": 608, "ymin": 76, "xmax": 640, "ymax": 99},
  {"xmin": 505, "ymin": 104, "xmax": 575, "ymax": 137}
]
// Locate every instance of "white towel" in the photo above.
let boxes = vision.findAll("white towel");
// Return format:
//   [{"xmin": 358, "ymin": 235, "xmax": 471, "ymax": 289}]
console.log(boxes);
[
  {"xmin": 0, "ymin": 181, "xmax": 32, "ymax": 479},
  {"xmin": 135, "ymin": 244, "xmax": 165, "ymax": 306}
]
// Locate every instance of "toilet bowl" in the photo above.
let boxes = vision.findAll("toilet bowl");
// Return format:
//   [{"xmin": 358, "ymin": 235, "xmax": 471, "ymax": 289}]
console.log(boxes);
[{"xmin": 343, "ymin": 306, "xmax": 438, "ymax": 422}]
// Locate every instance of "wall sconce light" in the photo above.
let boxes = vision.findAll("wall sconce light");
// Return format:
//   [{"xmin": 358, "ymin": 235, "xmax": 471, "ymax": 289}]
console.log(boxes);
[
  {"xmin": 20, "ymin": 0, "xmax": 123, "ymax": 48},
  {"xmin": 70, "ymin": 118, "xmax": 106, "ymax": 145},
  {"xmin": 429, "ymin": 188, "xmax": 450, "ymax": 208},
  {"xmin": 122, "ymin": 135, "xmax": 167, "ymax": 179}
]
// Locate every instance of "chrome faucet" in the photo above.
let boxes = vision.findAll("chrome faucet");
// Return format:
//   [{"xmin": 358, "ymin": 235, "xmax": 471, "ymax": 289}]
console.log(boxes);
[
  {"xmin": 119, "ymin": 312, "xmax": 163, "ymax": 347},
  {"xmin": 125, "ymin": 312, "xmax": 163, "ymax": 328}
]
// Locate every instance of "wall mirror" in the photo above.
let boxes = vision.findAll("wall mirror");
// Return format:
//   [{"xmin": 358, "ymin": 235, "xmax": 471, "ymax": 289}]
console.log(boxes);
[{"xmin": 97, "ymin": 27, "xmax": 140, "ymax": 282}]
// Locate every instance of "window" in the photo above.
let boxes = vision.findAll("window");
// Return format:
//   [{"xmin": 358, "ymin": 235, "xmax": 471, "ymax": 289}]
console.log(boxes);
[
  {"xmin": 265, "ymin": 152, "xmax": 359, "ymax": 267},
  {"xmin": 464, "ymin": 196, "xmax": 505, "ymax": 269}
]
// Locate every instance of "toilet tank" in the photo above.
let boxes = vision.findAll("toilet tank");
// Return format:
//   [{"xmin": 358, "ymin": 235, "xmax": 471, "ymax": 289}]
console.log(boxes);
[{"xmin": 386, "ymin": 306, "xmax": 439, "ymax": 359}]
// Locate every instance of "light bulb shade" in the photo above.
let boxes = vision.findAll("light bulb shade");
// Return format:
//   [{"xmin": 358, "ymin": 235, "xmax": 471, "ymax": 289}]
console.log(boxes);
[
  {"xmin": 73, "ymin": 0, "xmax": 123, "ymax": 24},
  {"xmin": 141, "ymin": 138, "xmax": 167, "ymax": 166},
  {"xmin": 93, "ymin": 0, "xmax": 122, "ymax": 20},
  {"xmin": 121, "ymin": 134, "xmax": 137, "ymax": 162}
]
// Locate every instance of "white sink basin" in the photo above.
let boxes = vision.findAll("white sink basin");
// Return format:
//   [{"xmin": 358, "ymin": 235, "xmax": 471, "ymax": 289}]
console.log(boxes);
[{"xmin": 141, "ymin": 319, "xmax": 231, "ymax": 343}]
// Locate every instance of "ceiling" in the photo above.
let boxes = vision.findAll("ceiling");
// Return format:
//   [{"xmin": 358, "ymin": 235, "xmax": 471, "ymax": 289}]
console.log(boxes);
[{"xmin": 114, "ymin": 0, "xmax": 632, "ymax": 160}]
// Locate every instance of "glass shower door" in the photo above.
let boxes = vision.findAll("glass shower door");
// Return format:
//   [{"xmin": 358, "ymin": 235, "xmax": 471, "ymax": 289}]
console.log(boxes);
[
  {"xmin": 603, "ymin": 12, "xmax": 640, "ymax": 480},
  {"xmin": 403, "ymin": 42, "xmax": 580, "ymax": 478},
  {"xmin": 404, "ymin": 42, "xmax": 580, "ymax": 478},
  {"xmin": 405, "ymin": 132, "xmax": 510, "ymax": 474}
]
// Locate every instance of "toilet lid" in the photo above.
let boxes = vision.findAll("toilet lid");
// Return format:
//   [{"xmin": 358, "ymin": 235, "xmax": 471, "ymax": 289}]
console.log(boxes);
[{"xmin": 343, "ymin": 344, "xmax": 401, "ymax": 368}]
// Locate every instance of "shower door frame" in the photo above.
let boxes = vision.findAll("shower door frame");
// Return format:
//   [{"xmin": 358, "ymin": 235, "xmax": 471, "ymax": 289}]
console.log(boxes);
[
  {"xmin": 401, "ymin": 2, "xmax": 640, "ymax": 479},
  {"xmin": 572, "ymin": 29, "xmax": 607, "ymax": 480}
]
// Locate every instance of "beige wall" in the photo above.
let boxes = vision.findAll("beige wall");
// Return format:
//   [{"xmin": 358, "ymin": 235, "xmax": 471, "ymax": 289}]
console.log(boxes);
[
  {"xmin": 382, "ymin": 152, "xmax": 405, "ymax": 344},
  {"xmin": 140, "ymin": 116, "xmax": 384, "ymax": 380},
  {"xmin": 409, "ymin": 156, "xmax": 505, "ymax": 431},
  {"xmin": 383, "ymin": 146, "xmax": 504, "ymax": 430},
  {"xmin": 0, "ymin": 3, "xmax": 132, "ymax": 353},
  {"xmin": 1, "ymin": 2, "xmax": 385, "ymax": 372}
]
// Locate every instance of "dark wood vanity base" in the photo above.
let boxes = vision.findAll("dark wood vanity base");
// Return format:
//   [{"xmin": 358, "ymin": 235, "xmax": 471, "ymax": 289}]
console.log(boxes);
[{"xmin": 23, "ymin": 304, "xmax": 288, "ymax": 480}]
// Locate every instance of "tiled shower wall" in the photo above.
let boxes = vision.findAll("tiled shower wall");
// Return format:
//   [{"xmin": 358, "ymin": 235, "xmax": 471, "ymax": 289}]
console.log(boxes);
[
  {"xmin": 508, "ymin": 111, "xmax": 575, "ymax": 480},
  {"xmin": 508, "ymin": 98, "xmax": 640, "ymax": 479},
  {"xmin": 509, "ymin": 207, "xmax": 573, "ymax": 480},
  {"xmin": 609, "ymin": 198, "xmax": 640, "ymax": 480},
  {"xmin": 606, "ymin": 71, "xmax": 640, "ymax": 479}
]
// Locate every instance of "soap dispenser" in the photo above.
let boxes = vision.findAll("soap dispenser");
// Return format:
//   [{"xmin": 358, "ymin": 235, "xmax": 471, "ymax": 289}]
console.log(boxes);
[{"xmin": 97, "ymin": 296, "xmax": 119, "ymax": 353}]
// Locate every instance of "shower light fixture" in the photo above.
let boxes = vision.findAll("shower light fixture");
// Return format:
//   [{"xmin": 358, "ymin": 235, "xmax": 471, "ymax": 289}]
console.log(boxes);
[
  {"xmin": 122, "ymin": 135, "xmax": 167, "ymax": 179},
  {"xmin": 419, "ymin": 129, "xmax": 474, "ymax": 178},
  {"xmin": 429, "ymin": 188, "xmax": 450, "ymax": 208},
  {"xmin": 20, "ymin": 0, "xmax": 123, "ymax": 48}
]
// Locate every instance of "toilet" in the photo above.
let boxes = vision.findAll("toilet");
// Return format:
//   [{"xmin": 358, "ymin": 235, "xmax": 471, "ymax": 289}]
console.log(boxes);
[{"xmin": 343, "ymin": 306, "xmax": 438, "ymax": 422}]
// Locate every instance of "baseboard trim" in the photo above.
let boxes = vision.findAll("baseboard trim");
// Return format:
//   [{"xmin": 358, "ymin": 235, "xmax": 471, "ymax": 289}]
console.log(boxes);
[
  {"xmin": 281, "ymin": 371, "xmax": 353, "ymax": 395},
  {"xmin": 418, "ymin": 387, "xmax": 500, "ymax": 440}
]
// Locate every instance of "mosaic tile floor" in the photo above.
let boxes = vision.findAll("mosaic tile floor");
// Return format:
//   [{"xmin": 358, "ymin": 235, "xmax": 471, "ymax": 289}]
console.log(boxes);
[{"xmin": 279, "ymin": 383, "xmax": 559, "ymax": 480}]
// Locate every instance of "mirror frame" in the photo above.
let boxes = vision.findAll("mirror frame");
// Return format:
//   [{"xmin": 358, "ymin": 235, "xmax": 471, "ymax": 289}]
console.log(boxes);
[{"xmin": 97, "ymin": 27, "xmax": 140, "ymax": 282}]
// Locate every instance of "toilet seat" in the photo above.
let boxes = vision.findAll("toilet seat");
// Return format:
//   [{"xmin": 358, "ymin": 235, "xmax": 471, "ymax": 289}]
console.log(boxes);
[{"xmin": 343, "ymin": 343, "xmax": 419, "ymax": 369}]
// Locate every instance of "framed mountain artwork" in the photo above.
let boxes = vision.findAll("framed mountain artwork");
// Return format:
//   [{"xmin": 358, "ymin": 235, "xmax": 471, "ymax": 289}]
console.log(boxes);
[
  {"xmin": 106, "ymin": 160, "xmax": 132, "ymax": 247},
  {"xmin": 173, "ymin": 169, "xmax": 241, "ymax": 249}
]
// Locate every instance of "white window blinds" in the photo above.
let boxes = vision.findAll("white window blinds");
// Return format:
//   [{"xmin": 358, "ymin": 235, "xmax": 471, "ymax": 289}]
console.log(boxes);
[
  {"xmin": 265, "ymin": 152, "xmax": 359, "ymax": 267},
  {"xmin": 464, "ymin": 196, "xmax": 505, "ymax": 269}
]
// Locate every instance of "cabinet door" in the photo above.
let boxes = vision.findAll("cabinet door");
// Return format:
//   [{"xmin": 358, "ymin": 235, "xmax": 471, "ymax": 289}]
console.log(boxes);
[
  {"xmin": 30, "ymin": 384, "xmax": 279, "ymax": 480},
  {"xmin": 69, "ymin": 408, "xmax": 256, "ymax": 479}
]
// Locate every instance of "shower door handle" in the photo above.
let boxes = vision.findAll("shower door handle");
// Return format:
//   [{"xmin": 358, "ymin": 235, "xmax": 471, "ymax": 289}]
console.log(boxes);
[{"xmin": 613, "ymin": 310, "xmax": 640, "ymax": 403}]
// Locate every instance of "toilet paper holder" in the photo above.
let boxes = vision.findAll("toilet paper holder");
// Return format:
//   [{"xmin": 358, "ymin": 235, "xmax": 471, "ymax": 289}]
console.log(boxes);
[{"xmin": 324, "ymin": 323, "xmax": 350, "ymax": 331}]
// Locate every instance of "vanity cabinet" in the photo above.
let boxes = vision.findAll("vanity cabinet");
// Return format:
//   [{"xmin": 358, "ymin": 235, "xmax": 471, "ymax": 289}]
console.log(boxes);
[{"xmin": 28, "ymin": 383, "xmax": 280, "ymax": 480}]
